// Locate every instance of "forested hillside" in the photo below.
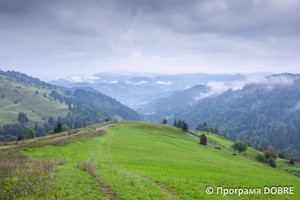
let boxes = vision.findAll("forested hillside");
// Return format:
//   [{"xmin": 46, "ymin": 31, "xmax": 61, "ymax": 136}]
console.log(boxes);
[
  {"xmin": 173, "ymin": 77, "xmax": 300, "ymax": 155},
  {"xmin": 138, "ymin": 85, "xmax": 209, "ymax": 121},
  {"xmin": 73, "ymin": 89, "xmax": 140, "ymax": 121},
  {"xmin": 0, "ymin": 70, "xmax": 140, "ymax": 141}
]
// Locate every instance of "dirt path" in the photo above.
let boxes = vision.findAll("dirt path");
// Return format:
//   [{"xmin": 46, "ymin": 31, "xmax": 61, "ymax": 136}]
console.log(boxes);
[
  {"xmin": 185, "ymin": 132, "xmax": 263, "ymax": 166},
  {"xmin": 0, "ymin": 123, "xmax": 115, "ymax": 150},
  {"xmin": 0, "ymin": 145, "xmax": 18, "ymax": 150},
  {"xmin": 49, "ymin": 123, "xmax": 115, "ymax": 142}
]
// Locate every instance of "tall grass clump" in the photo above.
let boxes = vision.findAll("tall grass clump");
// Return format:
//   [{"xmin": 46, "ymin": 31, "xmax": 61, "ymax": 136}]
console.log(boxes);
[{"xmin": 0, "ymin": 151, "xmax": 64, "ymax": 199}]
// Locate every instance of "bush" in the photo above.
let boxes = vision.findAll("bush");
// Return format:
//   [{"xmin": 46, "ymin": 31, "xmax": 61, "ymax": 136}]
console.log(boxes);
[
  {"xmin": 255, "ymin": 154, "xmax": 266, "ymax": 163},
  {"xmin": 27, "ymin": 128, "xmax": 36, "ymax": 139},
  {"xmin": 232, "ymin": 141, "xmax": 248, "ymax": 153},
  {"xmin": 267, "ymin": 158, "xmax": 277, "ymax": 168},
  {"xmin": 264, "ymin": 149, "xmax": 278, "ymax": 159},
  {"xmin": 278, "ymin": 150, "xmax": 288, "ymax": 159}
]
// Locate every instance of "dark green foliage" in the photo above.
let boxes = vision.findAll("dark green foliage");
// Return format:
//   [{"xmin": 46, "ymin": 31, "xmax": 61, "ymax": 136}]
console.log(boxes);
[
  {"xmin": 255, "ymin": 154, "xmax": 267, "ymax": 163},
  {"xmin": 279, "ymin": 150, "xmax": 288, "ymax": 159},
  {"xmin": 17, "ymin": 134, "xmax": 24, "ymax": 141},
  {"xmin": 267, "ymin": 158, "xmax": 277, "ymax": 168},
  {"xmin": 0, "ymin": 124, "xmax": 27, "ymax": 142},
  {"xmin": 196, "ymin": 122, "xmax": 226, "ymax": 138},
  {"xmin": 73, "ymin": 89, "xmax": 140, "ymax": 121},
  {"xmin": 173, "ymin": 119, "xmax": 186, "ymax": 128},
  {"xmin": 264, "ymin": 149, "xmax": 278, "ymax": 159},
  {"xmin": 200, "ymin": 134, "xmax": 207, "ymax": 145},
  {"xmin": 232, "ymin": 141, "xmax": 248, "ymax": 153},
  {"xmin": 289, "ymin": 158, "xmax": 294, "ymax": 165},
  {"xmin": 34, "ymin": 123, "xmax": 38, "ymax": 131},
  {"xmin": 173, "ymin": 119, "xmax": 189, "ymax": 131},
  {"xmin": 182, "ymin": 123, "xmax": 188, "ymax": 132},
  {"xmin": 27, "ymin": 128, "xmax": 36, "ymax": 139},
  {"xmin": 18, "ymin": 112, "xmax": 28, "ymax": 124},
  {"xmin": 54, "ymin": 122, "xmax": 63, "ymax": 133},
  {"xmin": 173, "ymin": 119, "xmax": 177, "ymax": 127},
  {"xmin": 47, "ymin": 116, "xmax": 56, "ymax": 126},
  {"xmin": 50, "ymin": 90, "xmax": 62, "ymax": 101},
  {"xmin": 7, "ymin": 136, "xmax": 17, "ymax": 141},
  {"xmin": 36, "ymin": 126, "xmax": 44, "ymax": 137},
  {"xmin": 61, "ymin": 103, "xmax": 111, "ymax": 129},
  {"xmin": 162, "ymin": 119, "xmax": 168, "ymax": 124}
]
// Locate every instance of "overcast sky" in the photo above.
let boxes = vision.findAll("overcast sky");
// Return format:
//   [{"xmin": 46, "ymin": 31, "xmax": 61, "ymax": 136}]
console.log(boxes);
[{"xmin": 1, "ymin": 0, "xmax": 300, "ymax": 80}]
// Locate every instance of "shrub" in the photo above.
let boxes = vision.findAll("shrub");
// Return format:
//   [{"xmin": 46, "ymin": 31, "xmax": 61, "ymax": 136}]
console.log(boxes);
[
  {"xmin": 278, "ymin": 150, "xmax": 288, "ymax": 159},
  {"xmin": 255, "ymin": 154, "xmax": 266, "ymax": 163},
  {"xmin": 27, "ymin": 128, "xmax": 36, "ymax": 139},
  {"xmin": 264, "ymin": 149, "xmax": 278, "ymax": 159},
  {"xmin": 267, "ymin": 158, "xmax": 277, "ymax": 168},
  {"xmin": 232, "ymin": 141, "xmax": 248, "ymax": 153}
]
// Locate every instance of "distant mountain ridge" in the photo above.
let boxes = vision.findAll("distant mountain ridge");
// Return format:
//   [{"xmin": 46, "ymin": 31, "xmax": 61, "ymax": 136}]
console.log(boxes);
[{"xmin": 51, "ymin": 72, "xmax": 246, "ymax": 108}]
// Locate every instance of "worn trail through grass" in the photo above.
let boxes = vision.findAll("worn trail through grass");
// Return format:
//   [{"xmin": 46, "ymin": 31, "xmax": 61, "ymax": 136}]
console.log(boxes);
[{"xmin": 2, "ymin": 121, "xmax": 299, "ymax": 199}]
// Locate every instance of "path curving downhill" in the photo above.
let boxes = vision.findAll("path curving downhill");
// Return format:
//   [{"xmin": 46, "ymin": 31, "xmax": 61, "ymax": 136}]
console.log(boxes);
[{"xmin": 0, "ymin": 123, "xmax": 116, "ymax": 150}]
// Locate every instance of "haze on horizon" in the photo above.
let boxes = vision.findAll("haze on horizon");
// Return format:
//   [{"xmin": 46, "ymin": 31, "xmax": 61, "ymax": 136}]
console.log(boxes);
[{"xmin": 1, "ymin": 0, "xmax": 300, "ymax": 80}]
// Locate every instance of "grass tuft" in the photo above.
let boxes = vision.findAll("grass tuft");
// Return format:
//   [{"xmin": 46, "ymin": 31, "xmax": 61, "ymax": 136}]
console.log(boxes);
[{"xmin": 0, "ymin": 151, "xmax": 65, "ymax": 199}]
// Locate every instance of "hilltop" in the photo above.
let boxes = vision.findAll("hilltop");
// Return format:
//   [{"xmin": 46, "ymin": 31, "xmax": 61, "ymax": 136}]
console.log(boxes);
[{"xmin": 0, "ymin": 121, "xmax": 298, "ymax": 199}]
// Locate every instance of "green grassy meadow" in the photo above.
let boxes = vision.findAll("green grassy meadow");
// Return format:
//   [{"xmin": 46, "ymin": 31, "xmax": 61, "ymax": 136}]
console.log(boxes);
[{"xmin": 1, "ymin": 121, "xmax": 299, "ymax": 199}]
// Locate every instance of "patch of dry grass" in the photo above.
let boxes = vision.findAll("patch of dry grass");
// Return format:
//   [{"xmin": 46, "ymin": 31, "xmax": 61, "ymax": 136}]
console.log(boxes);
[{"xmin": 0, "ymin": 151, "xmax": 64, "ymax": 199}]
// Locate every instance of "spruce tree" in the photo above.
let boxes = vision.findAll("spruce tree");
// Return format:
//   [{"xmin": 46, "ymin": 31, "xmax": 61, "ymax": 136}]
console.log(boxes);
[
  {"xmin": 173, "ymin": 119, "xmax": 177, "ymax": 127},
  {"xmin": 182, "ymin": 123, "xmax": 188, "ymax": 132}
]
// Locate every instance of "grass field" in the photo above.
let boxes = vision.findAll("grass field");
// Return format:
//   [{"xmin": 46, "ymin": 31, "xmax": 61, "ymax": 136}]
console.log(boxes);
[
  {"xmin": 190, "ymin": 129, "xmax": 300, "ymax": 176},
  {"xmin": 1, "ymin": 121, "xmax": 299, "ymax": 199}
]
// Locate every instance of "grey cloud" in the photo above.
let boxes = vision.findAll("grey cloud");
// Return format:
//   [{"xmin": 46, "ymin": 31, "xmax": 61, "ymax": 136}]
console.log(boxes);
[{"xmin": 1, "ymin": 0, "xmax": 300, "ymax": 78}]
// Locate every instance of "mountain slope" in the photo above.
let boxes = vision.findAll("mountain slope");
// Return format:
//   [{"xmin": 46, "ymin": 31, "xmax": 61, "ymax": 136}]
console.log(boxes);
[
  {"xmin": 51, "ymin": 73, "xmax": 246, "ymax": 107},
  {"xmin": 138, "ymin": 74, "xmax": 300, "ymax": 155},
  {"xmin": 173, "ymin": 77, "xmax": 300, "ymax": 154},
  {"xmin": 73, "ymin": 89, "xmax": 140, "ymax": 121},
  {"xmin": 2, "ymin": 121, "xmax": 297, "ymax": 199},
  {"xmin": 138, "ymin": 85, "xmax": 209, "ymax": 121},
  {"xmin": 0, "ymin": 72, "xmax": 69, "ymax": 126},
  {"xmin": 0, "ymin": 70, "xmax": 140, "ymax": 141}
]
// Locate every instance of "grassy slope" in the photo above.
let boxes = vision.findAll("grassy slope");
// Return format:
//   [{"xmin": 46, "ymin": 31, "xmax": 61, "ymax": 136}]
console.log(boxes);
[
  {"xmin": 191, "ymin": 129, "xmax": 300, "ymax": 176},
  {"xmin": 19, "ymin": 121, "xmax": 299, "ymax": 199},
  {"xmin": 0, "ymin": 74, "xmax": 68, "ymax": 126}
]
